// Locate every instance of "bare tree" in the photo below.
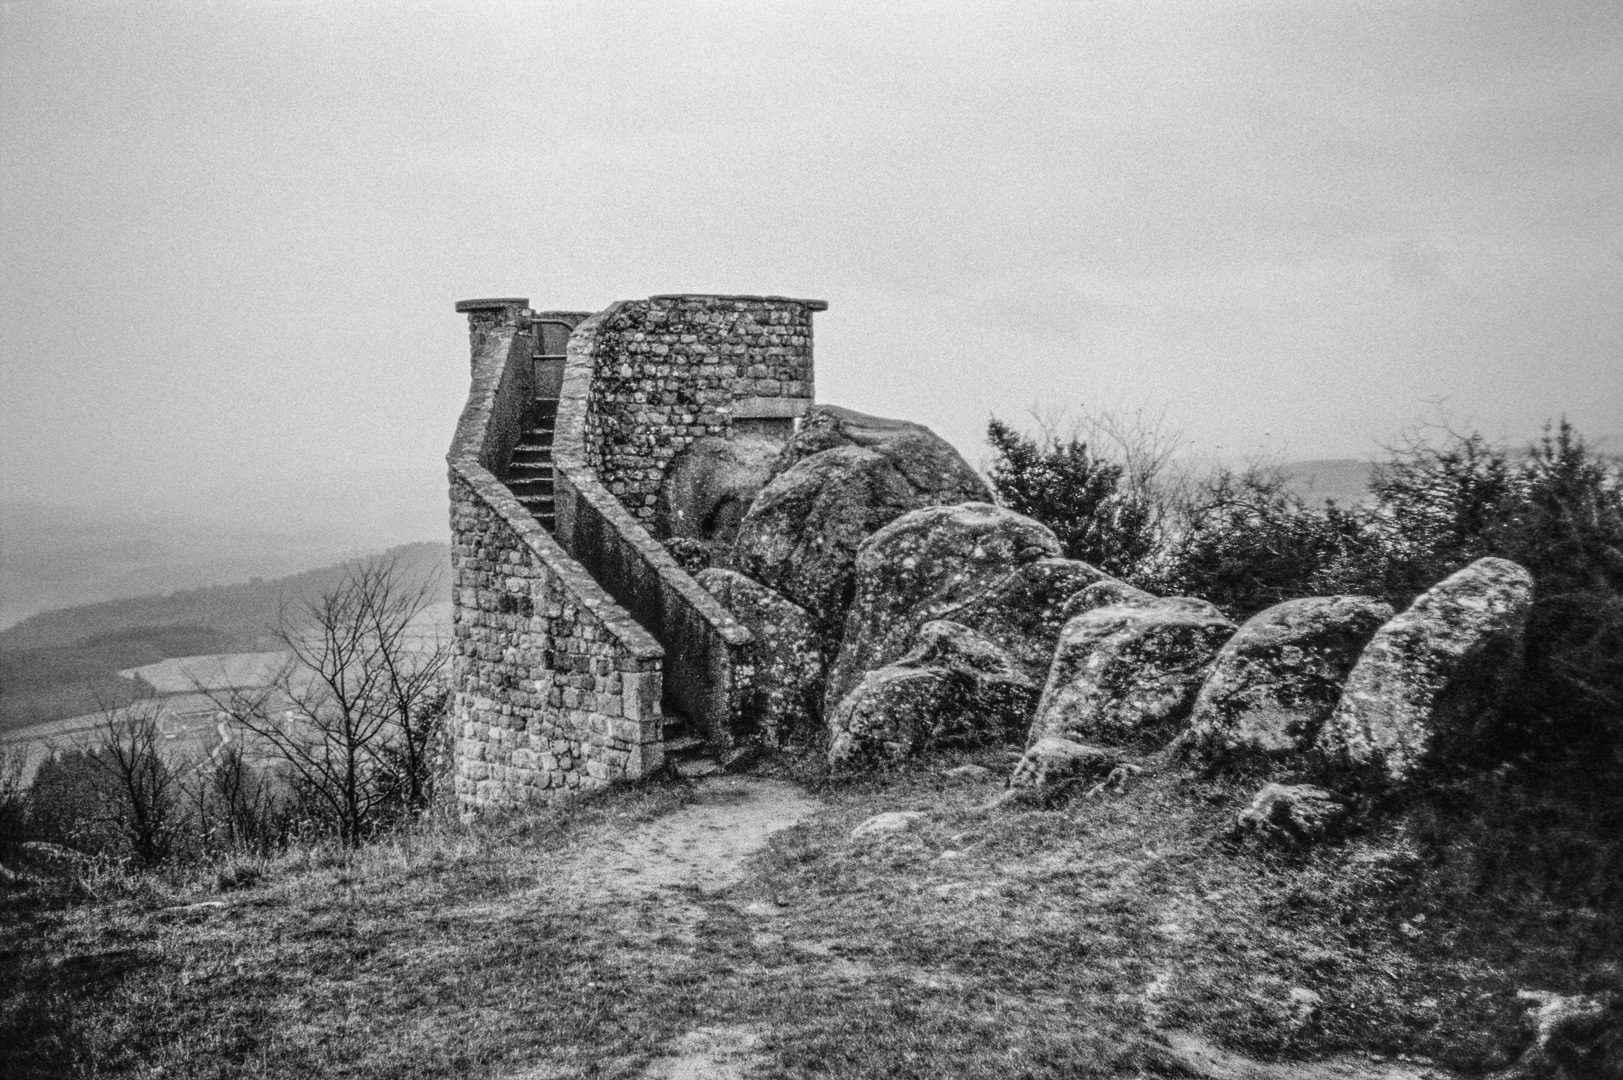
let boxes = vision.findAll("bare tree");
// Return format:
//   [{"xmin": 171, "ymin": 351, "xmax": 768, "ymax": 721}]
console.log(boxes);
[
  {"xmin": 90, "ymin": 697, "xmax": 184, "ymax": 865},
  {"xmin": 208, "ymin": 555, "xmax": 449, "ymax": 846}
]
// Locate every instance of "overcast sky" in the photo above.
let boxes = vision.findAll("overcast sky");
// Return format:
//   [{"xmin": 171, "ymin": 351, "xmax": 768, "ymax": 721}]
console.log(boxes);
[{"xmin": 2, "ymin": 0, "xmax": 1619, "ymax": 534}]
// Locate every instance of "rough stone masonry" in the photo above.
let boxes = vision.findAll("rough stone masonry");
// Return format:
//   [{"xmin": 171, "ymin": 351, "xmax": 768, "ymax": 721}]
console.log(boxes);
[{"xmin": 448, "ymin": 293, "xmax": 825, "ymax": 808}]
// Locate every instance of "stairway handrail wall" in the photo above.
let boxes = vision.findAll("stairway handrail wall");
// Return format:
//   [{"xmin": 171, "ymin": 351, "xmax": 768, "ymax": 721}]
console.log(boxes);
[
  {"xmin": 447, "ymin": 319, "xmax": 662, "ymax": 658},
  {"xmin": 447, "ymin": 318, "xmax": 664, "ymax": 806},
  {"xmin": 551, "ymin": 303, "xmax": 755, "ymax": 748}
]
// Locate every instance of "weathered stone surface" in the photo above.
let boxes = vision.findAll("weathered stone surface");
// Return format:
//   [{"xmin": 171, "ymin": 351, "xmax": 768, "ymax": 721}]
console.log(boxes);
[
  {"xmin": 1059, "ymin": 578, "xmax": 1158, "ymax": 620},
  {"xmin": 826, "ymin": 503, "xmax": 1063, "ymax": 709},
  {"xmin": 851, "ymin": 810, "xmax": 927, "ymax": 840},
  {"xmin": 827, "ymin": 667, "xmax": 953, "ymax": 768},
  {"xmin": 1181, "ymin": 596, "xmax": 1395, "ymax": 766},
  {"xmin": 696, "ymin": 568, "xmax": 825, "ymax": 746},
  {"xmin": 581, "ymin": 296, "xmax": 819, "ymax": 524},
  {"xmin": 770, "ymin": 405, "xmax": 990, "ymax": 492},
  {"xmin": 448, "ymin": 471, "xmax": 666, "ymax": 808},
  {"xmin": 1234, "ymin": 783, "xmax": 1349, "ymax": 844},
  {"xmin": 942, "ymin": 557, "xmax": 1112, "ymax": 681},
  {"xmin": 1314, "ymin": 557, "xmax": 1535, "ymax": 791},
  {"xmin": 656, "ymin": 433, "xmax": 784, "ymax": 551},
  {"xmin": 1030, "ymin": 602, "xmax": 1238, "ymax": 749},
  {"xmin": 1057, "ymin": 580, "xmax": 1223, "ymax": 624},
  {"xmin": 1009, "ymin": 736, "xmax": 1120, "ymax": 790},
  {"xmin": 1506, "ymin": 988, "xmax": 1622, "ymax": 1080},
  {"xmin": 827, "ymin": 622, "xmax": 1039, "ymax": 769},
  {"xmin": 731, "ymin": 412, "xmax": 992, "ymax": 635}
]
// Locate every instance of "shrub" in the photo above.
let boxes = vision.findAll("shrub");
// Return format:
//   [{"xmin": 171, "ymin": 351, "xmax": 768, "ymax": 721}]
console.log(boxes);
[
  {"xmin": 192, "ymin": 745, "xmax": 291, "ymax": 856},
  {"xmin": 0, "ymin": 743, "xmax": 30, "ymax": 857},
  {"xmin": 985, "ymin": 414, "xmax": 1163, "ymax": 579},
  {"xmin": 23, "ymin": 749, "xmax": 126, "ymax": 857},
  {"xmin": 1149, "ymin": 463, "xmax": 1368, "ymax": 617}
]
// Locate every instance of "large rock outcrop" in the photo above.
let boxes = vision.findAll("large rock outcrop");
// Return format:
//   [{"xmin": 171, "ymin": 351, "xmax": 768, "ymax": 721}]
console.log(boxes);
[
  {"xmin": 824, "ymin": 503, "xmax": 1064, "ymax": 710},
  {"xmin": 1314, "ymin": 557, "xmax": 1534, "ymax": 792},
  {"xmin": 1180, "ymin": 595, "xmax": 1394, "ymax": 767},
  {"xmin": 1057, "ymin": 580, "xmax": 1224, "ymax": 624},
  {"xmin": 942, "ymin": 557, "xmax": 1112, "ymax": 681},
  {"xmin": 1030, "ymin": 602, "xmax": 1238, "ymax": 750},
  {"xmin": 730, "ymin": 407, "xmax": 991, "ymax": 636},
  {"xmin": 767, "ymin": 405, "xmax": 988, "ymax": 488},
  {"xmin": 695, "ymin": 568, "xmax": 825, "ymax": 746},
  {"xmin": 1059, "ymin": 579, "xmax": 1157, "ymax": 619},
  {"xmin": 827, "ymin": 621, "xmax": 1038, "ymax": 769},
  {"xmin": 656, "ymin": 434, "xmax": 784, "ymax": 555}
]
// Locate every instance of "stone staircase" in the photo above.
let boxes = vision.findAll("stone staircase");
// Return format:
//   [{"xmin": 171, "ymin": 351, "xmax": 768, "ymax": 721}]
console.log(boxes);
[
  {"xmin": 661, "ymin": 709, "xmax": 722, "ymax": 778},
  {"xmin": 506, "ymin": 397, "xmax": 725, "ymax": 777},
  {"xmin": 507, "ymin": 399, "xmax": 558, "ymax": 530}
]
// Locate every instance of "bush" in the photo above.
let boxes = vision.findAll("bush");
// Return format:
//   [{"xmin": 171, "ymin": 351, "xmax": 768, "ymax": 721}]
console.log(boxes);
[
  {"xmin": 22, "ymin": 749, "xmax": 129, "ymax": 858},
  {"xmin": 1149, "ymin": 463, "xmax": 1372, "ymax": 617},
  {"xmin": 0, "ymin": 743, "xmax": 31, "ymax": 857},
  {"xmin": 985, "ymin": 414, "xmax": 1163, "ymax": 579}
]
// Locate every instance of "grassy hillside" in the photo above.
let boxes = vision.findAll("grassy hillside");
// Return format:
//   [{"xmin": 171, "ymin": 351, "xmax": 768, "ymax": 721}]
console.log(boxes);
[
  {"xmin": 1, "ymin": 748, "xmax": 1611, "ymax": 1079},
  {"xmin": 0, "ymin": 542, "xmax": 449, "ymax": 732}
]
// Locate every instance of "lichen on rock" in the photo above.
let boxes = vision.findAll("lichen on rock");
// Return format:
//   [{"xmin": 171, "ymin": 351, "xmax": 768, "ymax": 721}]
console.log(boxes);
[
  {"xmin": 1313, "ymin": 556, "xmax": 1535, "ymax": 792},
  {"xmin": 825, "ymin": 502, "xmax": 1063, "ymax": 711},
  {"xmin": 730, "ymin": 407, "xmax": 990, "ymax": 639},
  {"xmin": 1181, "ymin": 595, "xmax": 1394, "ymax": 767},
  {"xmin": 1029, "ymin": 601, "xmax": 1238, "ymax": 750},
  {"xmin": 827, "ymin": 620, "xmax": 1038, "ymax": 769},
  {"xmin": 695, "ymin": 568, "xmax": 825, "ymax": 746}
]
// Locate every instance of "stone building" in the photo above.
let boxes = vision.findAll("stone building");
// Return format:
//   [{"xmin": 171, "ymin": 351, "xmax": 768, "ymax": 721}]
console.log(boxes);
[{"xmin": 446, "ymin": 294, "xmax": 826, "ymax": 807}]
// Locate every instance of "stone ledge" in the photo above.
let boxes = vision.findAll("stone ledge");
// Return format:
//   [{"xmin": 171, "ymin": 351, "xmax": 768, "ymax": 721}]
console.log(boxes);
[
  {"xmin": 456, "ymin": 297, "xmax": 531, "ymax": 312},
  {"xmin": 732, "ymin": 396, "xmax": 811, "ymax": 419}
]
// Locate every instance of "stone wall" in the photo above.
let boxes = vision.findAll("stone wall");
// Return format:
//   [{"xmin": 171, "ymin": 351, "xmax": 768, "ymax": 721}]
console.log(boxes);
[
  {"xmin": 552, "ymin": 303, "xmax": 758, "ymax": 748},
  {"xmin": 579, "ymin": 295, "xmax": 824, "ymax": 525},
  {"xmin": 448, "ymin": 301, "xmax": 666, "ymax": 808},
  {"xmin": 448, "ymin": 292, "xmax": 828, "ymax": 790}
]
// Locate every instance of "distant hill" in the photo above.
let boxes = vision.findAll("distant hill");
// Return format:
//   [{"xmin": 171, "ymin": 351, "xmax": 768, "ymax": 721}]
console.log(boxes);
[
  {"xmin": 1, "ymin": 466, "xmax": 448, "ymax": 630},
  {"xmin": 0, "ymin": 542, "xmax": 450, "ymax": 733},
  {"xmin": 1279, "ymin": 458, "xmax": 1375, "ymax": 506}
]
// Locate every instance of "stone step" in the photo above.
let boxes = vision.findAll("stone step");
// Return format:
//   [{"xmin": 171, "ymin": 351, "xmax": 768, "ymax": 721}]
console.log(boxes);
[
  {"xmin": 507, "ymin": 476, "xmax": 555, "ymax": 492},
  {"xmin": 663, "ymin": 732, "xmax": 704, "ymax": 756},
  {"xmin": 674, "ymin": 757, "xmax": 723, "ymax": 779}
]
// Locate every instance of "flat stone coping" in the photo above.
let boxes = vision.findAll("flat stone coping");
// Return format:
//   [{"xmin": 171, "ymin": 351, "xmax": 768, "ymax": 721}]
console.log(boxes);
[
  {"xmin": 456, "ymin": 297, "xmax": 531, "ymax": 312},
  {"xmin": 647, "ymin": 293, "xmax": 828, "ymax": 311}
]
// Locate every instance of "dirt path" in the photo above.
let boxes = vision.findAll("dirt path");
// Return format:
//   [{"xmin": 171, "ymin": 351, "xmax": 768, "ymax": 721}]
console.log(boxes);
[
  {"xmin": 564, "ymin": 775, "xmax": 819, "ymax": 898},
  {"xmin": 500, "ymin": 775, "xmax": 819, "ymax": 1080}
]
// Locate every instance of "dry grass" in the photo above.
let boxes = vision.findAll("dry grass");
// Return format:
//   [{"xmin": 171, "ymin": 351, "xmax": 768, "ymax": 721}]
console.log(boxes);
[{"xmin": 1, "ymin": 751, "xmax": 1615, "ymax": 1079}]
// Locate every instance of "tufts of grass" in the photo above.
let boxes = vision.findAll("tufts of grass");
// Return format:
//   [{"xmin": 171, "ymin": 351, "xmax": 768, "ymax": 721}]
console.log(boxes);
[{"xmin": 2, "ymin": 750, "xmax": 1615, "ymax": 1078}]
